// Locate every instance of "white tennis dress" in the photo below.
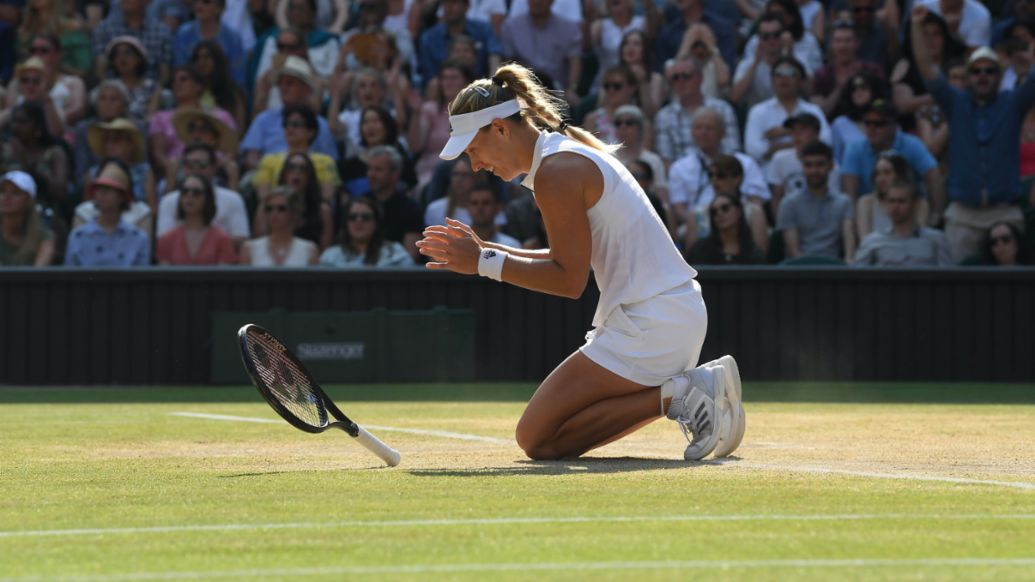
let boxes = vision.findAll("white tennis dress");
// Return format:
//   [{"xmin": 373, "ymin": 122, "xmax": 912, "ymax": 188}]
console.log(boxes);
[{"xmin": 521, "ymin": 132, "xmax": 708, "ymax": 386}]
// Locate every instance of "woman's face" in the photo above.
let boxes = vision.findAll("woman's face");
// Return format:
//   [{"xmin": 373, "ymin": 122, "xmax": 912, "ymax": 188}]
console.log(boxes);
[
  {"xmin": 361, "ymin": 110, "xmax": 388, "ymax": 145},
  {"xmin": 346, "ymin": 201, "xmax": 377, "ymax": 243},
  {"xmin": 464, "ymin": 122, "xmax": 523, "ymax": 180},
  {"xmin": 93, "ymin": 184, "xmax": 124, "ymax": 213},
  {"xmin": 620, "ymin": 33, "xmax": 644, "ymax": 66},
  {"xmin": 179, "ymin": 176, "xmax": 206, "ymax": 217},
  {"xmin": 439, "ymin": 67, "xmax": 467, "ymax": 103},
  {"xmin": 111, "ymin": 44, "xmax": 142, "ymax": 77},
  {"xmin": 850, "ymin": 79, "xmax": 872, "ymax": 107},
  {"xmin": 173, "ymin": 70, "xmax": 203, "ymax": 102},
  {"xmin": 95, "ymin": 87, "xmax": 127, "ymax": 121},
  {"xmin": 282, "ymin": 156, "xmax": 310, "ymax": 190},
  {"xmin": 264, "ymin": 193, "xmax": 294, "ymax": 233},
  {"xmin": 990, "ymin": 224, "xmax": 1019, "ymax": 265},
  {"xmin": 709, "ymin": 197, "xmax": 741, "ymax": 231},
  {"xmin": 710, "ymin": 167, "xmax": 743, "ymax": 197},
  {"xmin": 284, "ymin": 112, "xmax": 314, "ymax": 147},
  {"xmin": 602, "ymin": 74, "xmax": 635, "ymax": 106},
  {"xmin": 355, "ymin": 75, "xmax": 385, "ymax": 107},
  {"xmin": 922, "ymin": 22, "xmax": 945, "ymax": 57},
  {"xmin": 193, "ymin": 48, "xmax": 215, "ymax": 77},
  {"xmin": 613, "ymin": 115, "xmax": 641, "ymax": 146},
  {"xmin": 873, "ymin": 158, "xmax": 895, "ymax": 194},
  {"xmin": 0, "ymin": 182, "xmax": 31, "ymax": 216}
]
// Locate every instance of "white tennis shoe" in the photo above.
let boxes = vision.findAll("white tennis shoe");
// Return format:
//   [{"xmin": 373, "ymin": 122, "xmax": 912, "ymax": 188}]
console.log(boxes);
[
  {"xmin": 704, "ymin": 355, "xmax": 745, "ymax": 459},
  {"xmin": 665, "ymin": 366, "xmax": 725, "ymax": 461}
]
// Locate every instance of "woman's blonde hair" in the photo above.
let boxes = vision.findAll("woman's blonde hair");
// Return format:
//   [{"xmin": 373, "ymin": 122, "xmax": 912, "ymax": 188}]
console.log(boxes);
[{"xmin": 449, "ymin": 62, "xmax": 619, "ymax": 155}]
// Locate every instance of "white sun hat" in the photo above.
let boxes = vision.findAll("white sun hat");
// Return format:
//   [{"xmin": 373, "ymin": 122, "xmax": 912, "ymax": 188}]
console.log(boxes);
[{"xmin": 439, "ymin": 99, "xmax": 522, "ymax": 160}]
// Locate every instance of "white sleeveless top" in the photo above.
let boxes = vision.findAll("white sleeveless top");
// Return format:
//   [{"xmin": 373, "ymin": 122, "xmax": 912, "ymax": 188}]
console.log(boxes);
[
  {"xmin": 246, "ymin": 236, "xmax": 315, "ymax": 267},
  {"xmin": 521, "ymin": 132, "xmax": 696, "ymax": 327}
]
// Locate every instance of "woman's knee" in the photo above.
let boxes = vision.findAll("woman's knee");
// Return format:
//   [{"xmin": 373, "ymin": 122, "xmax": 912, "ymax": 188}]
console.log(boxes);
[{"xmin": 515, "ymin": 419, "xmax": 562, "ymax": 460}]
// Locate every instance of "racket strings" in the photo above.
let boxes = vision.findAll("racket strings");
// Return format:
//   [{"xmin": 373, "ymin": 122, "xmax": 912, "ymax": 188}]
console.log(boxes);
[{"xmin": 247, "ymin": 333, "xmax": 326, "ymax": 427}]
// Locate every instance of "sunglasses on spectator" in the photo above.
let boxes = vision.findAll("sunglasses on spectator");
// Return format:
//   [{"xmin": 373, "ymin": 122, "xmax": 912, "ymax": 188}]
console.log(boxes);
[
  {"xmin": 29, "ymin": 46, "xmax": 52, "ymax": 55},
  {"xmin": 759, "ymin": 31, "xmax": 783, "ymax": 41},
  {"xmin": 182, "ymin": 187, "xmax": 206, "ymax": 198},
  {"xmin": 603, "ymin": 82, "xmax": 625, "ymax": 91},
  {"xmin": 991, "ymin": 234, "xmax": 1015, "ymax": 245},
  {"xmin": 970, "ymin": 66, "xmax": 1000, "ymax": 76},
  {"xmin": 184, "ymin": 159, "xmax": 211, "ymax": 169},
  {"xmin": 265, "ymin": 204, "xmax": 290, "ymax": 213},
  {"xmin": 348, "ymin": 212, "xmax": 375, "ymax": 222},
  {"xmin": 20, "ymin": 76, "xmax": 42, "ymax": 85},
  {"xmin": 613, "ymin": 119, "xmax": 639, "ymax": 127},
  {"xmin": 710, "ymin": 203, "xmax": 734, "ymax": 217},
  {"xmin": 669, "ymin": 72, "xmax": 696, "ymax": 82}
]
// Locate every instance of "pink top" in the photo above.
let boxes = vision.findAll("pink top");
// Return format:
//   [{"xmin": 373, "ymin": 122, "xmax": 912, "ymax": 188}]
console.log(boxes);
[
  {"xmin": 415, "ymin": 102, "xmax": 452, "ymax": 186},
  {"xmin": 148, "ymin": 106, "xmax": 236, "ymax": 161},
  {"xmin": 156, "ymin": 225, "xmax": 238, "ymax": 265}
]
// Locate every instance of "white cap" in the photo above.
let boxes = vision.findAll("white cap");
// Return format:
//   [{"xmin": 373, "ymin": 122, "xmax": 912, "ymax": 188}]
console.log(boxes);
[
  {"xmin": 439, "ymin": 99, "xmax": 521, "ymax": 160},
  {"xmin": 1, "ymin": 171, "xmax": 37, "ymax": 199}
]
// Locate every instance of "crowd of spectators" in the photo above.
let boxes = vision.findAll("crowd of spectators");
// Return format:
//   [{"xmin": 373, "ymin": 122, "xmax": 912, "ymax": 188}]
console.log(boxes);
[{"xmin": 1, "ymin": 0, "xmax": 1034, "ymax": 269}]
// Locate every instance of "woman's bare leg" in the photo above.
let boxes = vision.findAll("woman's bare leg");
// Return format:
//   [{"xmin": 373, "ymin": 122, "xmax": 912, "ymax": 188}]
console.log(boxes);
[{"xmin": 515, "ymin": 351, "xmax": 665, "ymax": 460}]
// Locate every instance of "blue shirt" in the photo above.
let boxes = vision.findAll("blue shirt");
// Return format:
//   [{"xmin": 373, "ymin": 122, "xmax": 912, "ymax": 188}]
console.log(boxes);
[
  {"xmin": 64, "ymin": 220, "xmax": 151, "ymax": 267},
  {"xmin": 654, "ymin": 12, "xmax": 736, "ymax": 71},
  {"xmin": 418, "ymin": 19, "xmax": 501, "ymax": 84},
  {"xmin": 241, "ymin": 108, "xmax": 339, "ymax": 161},
  {"xmin": 173, "ymin": 22, "xmax": 246, "ymax": 86},
  {"xmin": 927, "ymin": 73, "xmax": 1035, "ymax": 206},
  {"xmin": 842, "ymin": 130, "xmax": 937, "ymax": 194}
]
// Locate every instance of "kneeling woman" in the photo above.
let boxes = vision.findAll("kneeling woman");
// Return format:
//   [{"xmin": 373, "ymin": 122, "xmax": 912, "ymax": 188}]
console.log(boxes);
[{"xmin": 417, "ymin": 63, "xmax": 745, "ymax": 461}]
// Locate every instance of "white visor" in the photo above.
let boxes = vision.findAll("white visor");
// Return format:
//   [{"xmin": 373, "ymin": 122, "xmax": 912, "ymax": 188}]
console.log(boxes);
[{"xmin": 439, "ymin": 99, "xmax": 521, "ymax": 160}]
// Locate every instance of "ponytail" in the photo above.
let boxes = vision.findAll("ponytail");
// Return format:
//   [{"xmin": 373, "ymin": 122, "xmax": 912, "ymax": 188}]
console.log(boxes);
[{"xmin": 449, "ymin": 62, "xmax": 619, "ymax": 155}]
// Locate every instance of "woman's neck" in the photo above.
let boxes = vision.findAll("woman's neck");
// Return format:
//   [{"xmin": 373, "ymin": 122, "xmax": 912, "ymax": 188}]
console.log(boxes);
[
  {"xmin": 513, "ymin": 123, "xmax": 541, "ymax": 176},
  {"xmin": 178, "ymin": 96, "xmax": 200, "ymax": 108},
  {"xmin": 183, "ymin": 214, "xmax": 207, "ymax": 229},
  {"xmin": 351, "ymin": 239, "xmax": 369, "ymax": 254},
  {"xmin": 269, "ymin": 229, "xmax": 293, "ymax": 244},
  {"xmin": 96, "ymin": 209, "xmax": 121, "ymax": 230},
  {"xmin": 718, "ymin": 226, "xmax": 740, "ymax": 248},
  {"xmin": 287, "ymin": 142, "xmax": 307, "ymax": 154}
]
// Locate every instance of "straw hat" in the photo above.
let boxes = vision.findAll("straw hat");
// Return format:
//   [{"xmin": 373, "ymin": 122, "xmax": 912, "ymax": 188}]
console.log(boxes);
[
  {"xmin": 88, "ymin": 118, "xmax": 146, "ymax": 165},
  {"xmin": 85, "ymin": 163, "xmax": 133, "ymax": 205},
  {"xmin": 15, "ymin": 56, "xmax": 46, "ymax": 78},
  {"xmin": 273, "ymin": 55, "xmax": 316, "ymax": 90},
  {"xmin": 172, "ymin": 108, "xmax": 238, "ymax": 156}
]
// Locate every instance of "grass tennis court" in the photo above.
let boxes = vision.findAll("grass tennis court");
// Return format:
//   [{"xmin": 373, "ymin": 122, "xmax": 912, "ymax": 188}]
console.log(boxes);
[{"xmin": 2, "ymin": 383, "xmax": 1035, "ymax": 581}]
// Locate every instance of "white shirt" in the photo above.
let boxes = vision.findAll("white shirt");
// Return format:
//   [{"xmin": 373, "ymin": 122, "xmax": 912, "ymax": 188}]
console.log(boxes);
[
  {"xmin": 423, "ymin": 198, "xmax": 507, "ymax": 228},
  {"xmin": 669, "ymin": 150, "xmax": 770, "ymax": 212},
  {"xmin": 156, "ymin": 186, "xmax": 250, "ymax": 239},
  {"xmin": 918, "ymin": 0, "xmax": 991, "ymax": 48},
  {"xmin": 744, "ymin": 97, "xmax": 832, "ymax": 171},
  {"xmin": 521, "ymin": 132, "xmax": 694, "ymax": 327},
  {"xmin": 766, "ymin": 148, "xmax": 841, "ymax": 195}
]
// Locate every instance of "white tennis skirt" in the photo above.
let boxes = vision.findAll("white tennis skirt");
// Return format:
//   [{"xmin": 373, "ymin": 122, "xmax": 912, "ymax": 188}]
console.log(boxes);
[{"xmin": 580, "ymin": 279, "xmax": 708, "ymax": 387}]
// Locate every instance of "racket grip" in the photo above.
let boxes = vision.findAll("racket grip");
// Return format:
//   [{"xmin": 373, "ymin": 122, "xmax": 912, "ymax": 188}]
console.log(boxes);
[{"xmin": 354, "ymin": 426, "xmax": 401, "ymax": 467}]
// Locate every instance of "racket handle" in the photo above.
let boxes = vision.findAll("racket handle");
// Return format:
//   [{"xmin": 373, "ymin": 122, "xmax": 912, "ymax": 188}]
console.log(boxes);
[{"xmin": 354, "ymin": 426, "xmax": 401, "ymax": 467}]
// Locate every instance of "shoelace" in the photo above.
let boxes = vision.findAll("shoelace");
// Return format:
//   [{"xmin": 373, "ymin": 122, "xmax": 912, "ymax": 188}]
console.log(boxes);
[{"xmin": 673, "ymin": 394, "xmax": 712, "ymax": 445}]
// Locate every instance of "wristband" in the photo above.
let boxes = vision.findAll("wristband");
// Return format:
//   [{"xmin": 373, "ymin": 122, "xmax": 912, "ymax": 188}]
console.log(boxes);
[{"xmin": 477, "ymin": 248, "xmax": 507, "ymax": 281}]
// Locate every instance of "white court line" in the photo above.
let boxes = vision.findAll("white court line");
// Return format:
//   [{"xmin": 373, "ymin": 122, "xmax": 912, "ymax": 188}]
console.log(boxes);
[
  {"xmin": 2, "ymin": 513, "xmax": 1034, "ymax": 539},
  {"xmin": 725, "ymin": 460, "xmax": 1035, "ymax": 491},
  {"xmin": 6, "ymin": 558, "xmax": 1035, "ymax": 581},
  {"xmin": 169, "ymin": 413, "xmax": 1035, "ymax": 490},
  {"xmin": 168, "ymin": 412, "xmax": 511, "ymax": 444}
]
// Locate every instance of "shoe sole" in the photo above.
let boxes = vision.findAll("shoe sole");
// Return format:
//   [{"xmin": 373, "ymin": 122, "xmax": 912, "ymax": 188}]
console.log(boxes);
[
  {"xmin": 683, "ymin": 368, "xmax": 727, "ymax": 461},
  {"xmin": 712, "ymin": 355, "xmax": 745, "ymax": 458}
]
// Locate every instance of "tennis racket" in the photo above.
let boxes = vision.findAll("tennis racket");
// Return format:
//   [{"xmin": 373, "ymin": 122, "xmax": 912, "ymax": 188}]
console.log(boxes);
[{"xmin": 237, "ymin": 323, "xmax": 401, "ymax": 467}]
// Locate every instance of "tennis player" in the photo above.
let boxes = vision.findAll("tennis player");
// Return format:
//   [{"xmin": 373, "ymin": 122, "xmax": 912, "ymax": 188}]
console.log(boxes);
[{"xmin": 416, "ymin": 63, "xmax": 745, "ymax": 461}]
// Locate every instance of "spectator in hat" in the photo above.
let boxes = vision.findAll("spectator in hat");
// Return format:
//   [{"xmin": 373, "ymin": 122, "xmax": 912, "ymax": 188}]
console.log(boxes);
[
  {"xmin": 2, "ymin": 57, "xmax": 66, "ymax": 138},
  {"xmin": 103, "ymin": 36, "xmax": 160, "ymax": 128},
  {"xmin": 149, "ymin": 65, "xmax": 236, "ymax": 185},
  {"xmin": 172, "ymin": 0, "xmax": 245, "ymax": 87},
  {"xmin": 73, "ymin": 80, "xmax": 132, "ymax": 184},
  {"xmin": 744, "ymin": 56, "xmax": 831, "ymax": 173},
  {"xmin": 911, "ymin": 4, "xmax": 1035, "ymax": 260},
  {"xmin": 613, "ymin": 104, "xmax": 667, "ymax": 201},
  {"xmin": 767, "ymin": 112, "xmax": 840, "ymax": 221},
  {"xmin": 84, "ymin": 117, "xmax": 156, "ymax": 212},
  {"xmin": 840, "ymin": 99, "xmax": 942, "ymax": 206},
  {"xmin": 66, "ymin": 159, "xmax": 151, "ymax": 266},
  {"xmin": 251, "ymin": 0, "xmax": 341, "ymax": 88},
  {"xmin": 156, "ymin": 143, "xmax": 250, "ymax": 247},
  {"xmin": 92, "ymin": 0, "xmax": 173, "ymax": 83},
  {"xmin": 0, "ymin": 171, "xmax": 55, "ymax": 267},
  {"xmin": 251, "ymin": 28, "xmax": 326, "ymax": 115},
  {"xmin": 777, "ymin": 141, "xmax": 855, "ymax": 262},
  {"xmin": 170, "ymin": 107, "xmax": 240, "ymax": 191},
  {"xmin": 654, "ymin": 55, "xmax": 740, "ymax": 166},
  {"xmin": 811, "ymin": 20, "xmax": 886, "ymax": 118},
  {"xmin": 241, "ymin": 55, "xmax": 338, "ymax": 172},
  {"xmin": 853, "ymin": 179, "xmax": 953, "ymax": 267},
  {"xmin": 7, "ymin": 34, "xmax": 87, "ymax": 126}
]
